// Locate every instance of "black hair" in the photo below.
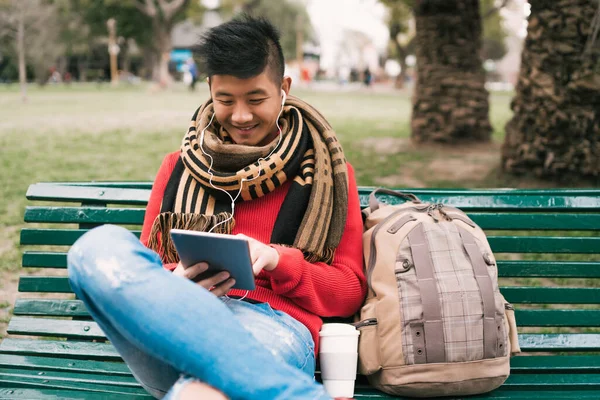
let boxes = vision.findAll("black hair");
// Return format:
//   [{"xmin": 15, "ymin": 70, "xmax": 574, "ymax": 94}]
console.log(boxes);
[{"xmin": 196, "ymin": 15, "xmax": 285, "ymax": 86}]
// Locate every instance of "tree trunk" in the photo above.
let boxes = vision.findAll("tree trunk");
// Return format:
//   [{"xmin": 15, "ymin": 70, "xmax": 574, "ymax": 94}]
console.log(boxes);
[
  {"xmin": 411, "ymin": 0, "xmax": 491, "ymax": 143},
  {"xmin": 17, "ymin": 6, "xmax": 27, "ymax": 102},
  {"xmin": 152, "ymin": 21, "xmax": 173, "ymax": 87},
  {"xmin": 502, "ymin": 0, "xmax": 600, "ymax": 180}
]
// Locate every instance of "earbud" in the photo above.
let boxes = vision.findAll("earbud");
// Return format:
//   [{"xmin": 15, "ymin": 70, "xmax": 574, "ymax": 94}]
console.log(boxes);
[{"xmin": 281, "ymin": 90, "xmax": 286, "ymax": 107}]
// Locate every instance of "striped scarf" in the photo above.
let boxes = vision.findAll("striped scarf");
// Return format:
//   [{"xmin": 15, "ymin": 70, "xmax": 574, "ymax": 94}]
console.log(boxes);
[{"xmin": 148, "ymin": 95, "xmax": 348, "ymax": 265}]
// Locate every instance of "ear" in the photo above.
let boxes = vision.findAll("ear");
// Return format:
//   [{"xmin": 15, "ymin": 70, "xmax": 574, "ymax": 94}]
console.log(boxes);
[{"xmin": 281, "ymin": 75, "xmax": 292, "ymax": 97}]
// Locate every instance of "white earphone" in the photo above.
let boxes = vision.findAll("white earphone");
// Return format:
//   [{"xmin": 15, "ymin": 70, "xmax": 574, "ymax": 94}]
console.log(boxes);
[
  {"xmin": 199, "ymin": 89, "xmax": 287, "ymax": 234},
  {"xmin": 195, "ymin": 89, "xmax": 287, "ymax": 300}
]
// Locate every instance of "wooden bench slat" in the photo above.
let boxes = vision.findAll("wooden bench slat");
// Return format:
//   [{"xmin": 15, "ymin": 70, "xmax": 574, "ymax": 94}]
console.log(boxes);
[
  {"xmin": 0, "ymin": 367, "xmax": 139, "ymax": 386},
  {"xmin": 359, "ymin": 190, "xmax": 600, "ymax": 211},
  {"xmin": 505, "ymin": 373, "xmax": 600, "ymax": 387},
  {"xmin": 7, "ymin": 314, "xmax": 599, "ymax": 340},
  {"xmin": 18, "ymin": 277, "xmax": 71, "ymax": 293},
  {"xmin": 518, "ymin": 333, "xmax": 600, "ymax": 351},
  {"xmin": 7, "ymin": 317, "xmax": 105, "ymax": 340},
  {"xmin": 2, "ymin": 352, "xmax": 597, "ymax": 376},
  {"xmin": 20, "ymin": 229, "xmax": 141, "ymax": 246},
  {"xmin": 489, "ymin": 236, "xmax": 600, "ymax": 253},
  {"xmin": 21, "ymin": 253, "xmax": 600, "ymax": 279},
  {"xmin": 510, "ymin": 355, "xmax": 600, "ymax": 371},
  {"xmin": 514, "ymin": 310, "xmax": 600, "ymax": 327},
  {"xmin": 22, "ymin": 252, "xmax": 68, "ymax": 268},
  {"xmin": 54, "ymin": 183, "xmax": 600, "ymax": 197},
  {"xmin": 23, "ymin": 206, "xmax": 600, "ymax": 231},
  {"xmin": 502, "ymin": 287, "xmax": 600, "ymax": 304},
  {"xmin": 20, "ymin": 229, "xmax": 600, "ymax": 254},
  {"xmin": 0, "ymin": 354, "xmax": 131, "ymax": 375},
  {"xmin": 0, "ymin": 339, "xmax": 120, "ymax": 360},
  {"xmin": 26, "ymin": 184, "xmax": 150, "ymax": 205},
  {"xmin": 0, "ymin": 372, "xmax": 148, "ymax": 396},
  {"xmin": 498, "ymin": 261, "xmax": 600, "ymax": 278},
  {"xmin": 24, "ymin": 207, "xmax": 145, "ymax": 225},
  {"xmin": 13, "ymin": 292, "xmax": 600, "ymax": 322},
  {"xmin": 13, "ymin": 300, "xmax": 86, "ymax": 317},
  {"xmin": 5, "ymin": 318, "xmax": 599, "ymax": 351},
  {"xmin": 26, "ymin": 184, "xmax": 600, "ymax": 210},
  {"xmin": 470, "ymin": 213, "xmax": 600, "ymax": 230},
  {"xmin": 0, "ymin": 388, "xmax": 151, "ymax": 399}
]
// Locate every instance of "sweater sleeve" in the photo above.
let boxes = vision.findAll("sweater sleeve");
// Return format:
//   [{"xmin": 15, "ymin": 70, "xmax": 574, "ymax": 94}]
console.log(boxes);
[
  {"xmin": 140, "ymin": 151, "xmax": 180, "ymax": 271},
  {"xmin": 266, "ymin": 163, "xmax": 367, "ymax": 317}
]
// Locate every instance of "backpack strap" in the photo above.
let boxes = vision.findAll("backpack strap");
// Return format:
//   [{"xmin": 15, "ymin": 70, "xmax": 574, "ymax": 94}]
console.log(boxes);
[
  {"xmin": 458, "ymin": 226, "xmax": 503, "ymax": 359},
  {"xmin": 408, "ymin": 224, "xmax": 446, "ymax": 364},
  {"xmin": 369, "ymin": 188, "xmax": 422, "ymax": 212}
]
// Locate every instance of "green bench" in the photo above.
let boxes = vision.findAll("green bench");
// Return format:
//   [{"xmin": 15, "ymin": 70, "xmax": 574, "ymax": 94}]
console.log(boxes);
[{"xmin": 1, "ymin": 182, "xmax": 599, "ymax": 399}]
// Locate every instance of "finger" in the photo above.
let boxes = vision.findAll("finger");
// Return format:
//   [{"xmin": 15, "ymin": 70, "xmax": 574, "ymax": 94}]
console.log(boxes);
[
  {"xmin": 199, "ymin": 271, "xmax": 230, "ymax": 289},
  {"xmin": 182, "ymin": 262, "xmax": 209, "ymax": 280},
  {"xmin": 211, "ymin": 278, "xmax": 236, "ymax": 297},
  {"xmin": 252, "ymin": 254, "xmax": 269, "ymax": 276}
]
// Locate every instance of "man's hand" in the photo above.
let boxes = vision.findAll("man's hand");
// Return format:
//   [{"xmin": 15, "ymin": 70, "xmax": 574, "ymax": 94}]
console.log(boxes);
[
  {"xmin": 173, "ymin": 262, "xmax": 235, "ymax": 297},
  {"xmin": 236, "ymin": 234, "xmax": 280, "ymax": 276}
]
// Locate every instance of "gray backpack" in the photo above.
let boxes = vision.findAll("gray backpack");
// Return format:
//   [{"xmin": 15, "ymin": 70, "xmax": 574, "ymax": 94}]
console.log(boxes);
[{"xmin": 356, "ymin": 189, "xmax": 520, "ymax": 397}]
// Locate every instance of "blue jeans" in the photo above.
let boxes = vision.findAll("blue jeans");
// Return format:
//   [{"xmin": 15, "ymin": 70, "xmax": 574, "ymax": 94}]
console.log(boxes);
[{"xmin": 67, "ymin": 225, "xmax": 331, "ymax": 400}]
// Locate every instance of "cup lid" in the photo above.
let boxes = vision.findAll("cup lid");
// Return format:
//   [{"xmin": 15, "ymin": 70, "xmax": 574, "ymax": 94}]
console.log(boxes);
[{"xmin": 319, "ymin": 323, "xmax": 360, "ymax": 337}]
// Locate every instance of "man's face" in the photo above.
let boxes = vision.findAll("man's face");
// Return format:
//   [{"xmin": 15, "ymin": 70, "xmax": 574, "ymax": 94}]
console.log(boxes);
[{"xmin": 209, "ymin": 71, "xmax": 291, "ymax": 147}]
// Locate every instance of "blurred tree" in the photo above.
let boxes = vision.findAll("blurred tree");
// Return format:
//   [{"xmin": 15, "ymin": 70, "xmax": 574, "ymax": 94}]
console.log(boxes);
[
  {"xmin": 381, "ymin": 0, "xmax": 414, "ymax": 89},
  {"xmin": 218, "ymin": 0, "xmax": 313, "ymax": 63},
  {"xmin": 411, "ymin": 0, "xmax": 492, "ymax": 143},
  {"xmin": 0, "ymin": 0, "xmax": 62, "ymax": 101},
  {"xmin": 70, "ymin": 0, "xmax": 154, "ymax": 80},
  {"xmin": 132, "ymin": 0, "xmax": 201, "ymax": 86},
  {"xmin": 502, "ymin": 0, "xmax": 600, "ymax": 180},
  {"xmin": 71, "ymin": 0, "xmax": 203, "ymax": 83}
]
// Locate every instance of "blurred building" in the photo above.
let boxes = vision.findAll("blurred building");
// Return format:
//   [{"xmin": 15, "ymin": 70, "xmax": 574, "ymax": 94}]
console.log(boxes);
[{"xmin": 170, "ymin": 10, "xmax": 223, "ymax": 74}]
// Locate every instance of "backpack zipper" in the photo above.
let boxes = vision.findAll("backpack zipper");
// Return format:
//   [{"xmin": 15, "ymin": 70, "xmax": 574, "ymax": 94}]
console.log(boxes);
[
  {"xmin": 355, "ymin": 318, "xmax": 378, "ymax": 329},
  {"xmin": 367, "ymin": 205, "xmax": 429, "ymax": 294}
]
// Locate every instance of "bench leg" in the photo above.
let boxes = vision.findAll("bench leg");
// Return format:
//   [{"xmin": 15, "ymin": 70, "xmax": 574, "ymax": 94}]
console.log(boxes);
[{"xmin": 67, "ymin": 224, "xmax": 330, "ymax": 400}]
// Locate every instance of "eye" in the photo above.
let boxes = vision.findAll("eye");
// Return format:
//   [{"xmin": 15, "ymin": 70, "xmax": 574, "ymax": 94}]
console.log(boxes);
[
  {"xmin": 218, "ymin": 100, "xmax": 233, "ymax": 106},
  {"xmin": 249, "ymin": 98, "xmax": 266, "ymax": 105}
]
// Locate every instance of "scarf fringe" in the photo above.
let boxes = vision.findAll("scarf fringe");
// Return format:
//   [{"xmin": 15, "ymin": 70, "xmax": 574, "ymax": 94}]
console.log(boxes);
[{"xmin": 147, "ymin": 212, "xmax": 235, "ymax": 264}]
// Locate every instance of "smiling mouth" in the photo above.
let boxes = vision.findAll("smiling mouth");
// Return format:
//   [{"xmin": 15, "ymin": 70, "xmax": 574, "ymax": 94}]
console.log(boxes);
[{"xmin": 234, "ymin": 124, "xmax": 259, "ymax": 133}]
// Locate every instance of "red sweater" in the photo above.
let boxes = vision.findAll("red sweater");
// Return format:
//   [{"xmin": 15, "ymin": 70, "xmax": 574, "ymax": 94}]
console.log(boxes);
[{"xmin": 140, "ymin": 151, "xmax": 367, "ymax": 352}]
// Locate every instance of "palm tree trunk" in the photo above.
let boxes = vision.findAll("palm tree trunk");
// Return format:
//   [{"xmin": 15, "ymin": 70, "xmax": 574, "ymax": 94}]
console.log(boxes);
[
  {"xmin": 502, "ymin": 0, "xmax": 600, "ymax": 179},
  {"xmin": 411, "ymin": 0, "xmax": 491, "ymax": 143}
]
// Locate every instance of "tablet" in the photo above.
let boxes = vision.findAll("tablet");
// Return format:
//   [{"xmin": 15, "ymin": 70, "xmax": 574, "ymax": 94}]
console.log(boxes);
[{"xmin": 170, "ymin": 229, "xmax": 255, "ymax": 291}]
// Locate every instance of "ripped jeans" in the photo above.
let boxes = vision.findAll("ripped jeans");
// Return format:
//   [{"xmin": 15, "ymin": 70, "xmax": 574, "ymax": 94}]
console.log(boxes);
[{"xmin": 67, "ymin": 224, "xmax": 331, "ymax": 400}]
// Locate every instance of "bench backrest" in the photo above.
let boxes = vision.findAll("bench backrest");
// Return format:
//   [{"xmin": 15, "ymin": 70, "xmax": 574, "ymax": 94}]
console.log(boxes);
[{"xmin": 3, "ymin": 183, "xmax": 600, "ymax": 362}]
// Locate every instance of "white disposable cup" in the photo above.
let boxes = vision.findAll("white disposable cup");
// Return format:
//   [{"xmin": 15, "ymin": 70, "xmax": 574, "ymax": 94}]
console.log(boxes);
[{"xmin": 319, "ymin": 323, "xmax": 360, "ymax": 398}]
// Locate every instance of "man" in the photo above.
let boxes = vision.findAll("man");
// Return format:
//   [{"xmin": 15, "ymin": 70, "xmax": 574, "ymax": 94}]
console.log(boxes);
[{"xmin": 67, "ymin": 16, "xmax": 366, "ymax": 399}]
